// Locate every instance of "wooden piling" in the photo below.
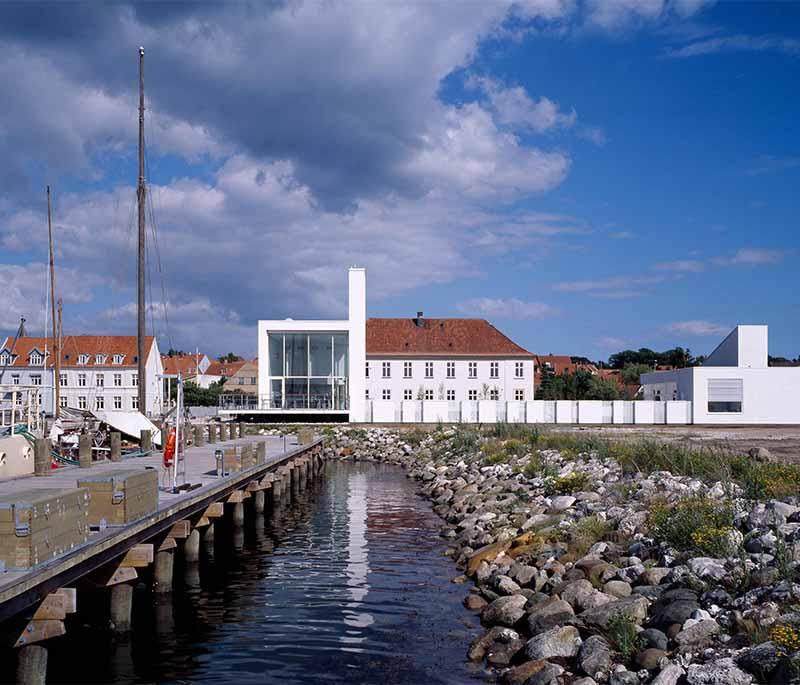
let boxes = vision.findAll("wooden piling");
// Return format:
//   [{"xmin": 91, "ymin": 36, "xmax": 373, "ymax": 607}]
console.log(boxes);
[
  {"xmin": 256, "ymin": 441, "xmax": 266, "ymax": 464},
  {"xmin": 154, "ymin": 550, "xmax": 174, "ymax": 594},
  {"xmin": 184, "ymin": 529, "xmax": 200, "ymax": 563},
  {"xmin": 16, "ymin": 644, "xmax": 47, "ymax": 685},
  {"xmin": 78, "ymin": 433, "xmax": 92, "ymax": 468},
  {"xmin": 109, "ymin": 432, "xmax": 122, "ymax": 462},
  {"xmin": 232, "ymin": 502, "xmax": 245, "ymax": 527},
  {"xmin": 140, "ymin": 429, "xmax": 152, "ymax": 454},
  {"xmin": 227, "ymin": 423, "xmax": 236, "ymax": 441},
  {"xmin": 33, "ymin": 439, "xmax": 50, "ymax": 476},
  {"xmin": 109, "ymin": 583, "xmax": 133, "ymax": 633},
  {"xmin": 208, "ymin": 424, "xmax": 216, "ymax": 444},
  {"xmin": 193, "ymin": 425, "xmax": 204, "ymax": 448},
  {"xmin": 254, "ymin": 490, "xmax": 265, "ymax": 515}
]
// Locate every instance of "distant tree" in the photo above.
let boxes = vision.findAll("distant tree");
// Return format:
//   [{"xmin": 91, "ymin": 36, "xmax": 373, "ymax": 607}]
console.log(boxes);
[
  {"xmin": 608, "ymin": 346, "xmax": 697, "ymax": 369},
  {"xmin": 166, "ymin": 348, "xmax": 188, "ymax": 357},
  {"xmin": 218, "ymin": 353, "xmax": 243, "ymax": 363},
  {"xmin": 620, "ymin": 363, "xmax": 652, "ymax": 385},
  {"xmin": 583, "ymin": 376, "xmax": 621, "ymax": 400},
  {"xmin": 173, "ymin": 380, "xmax": 225, "ymax": 407}
]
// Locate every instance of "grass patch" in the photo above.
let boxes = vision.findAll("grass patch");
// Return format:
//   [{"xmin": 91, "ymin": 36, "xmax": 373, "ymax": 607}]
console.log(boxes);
[
  {"xmin": 545, "ymin": 471, "xmax": 591, "ymax": 495},
  {"xmin": 570, "ymin": 515, "xmax": 616, "ymax": 556},
  {"xmin": 605, "ymin": 612, "xmax": 644, "ymax": 661},
  {"xmin": 649, "ymin": 496, "xmax": 736, "ymax": 554}
]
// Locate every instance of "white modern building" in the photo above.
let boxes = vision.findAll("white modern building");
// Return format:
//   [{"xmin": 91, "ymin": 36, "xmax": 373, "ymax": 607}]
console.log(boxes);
[
  {"xmin": 0, "ymin": 335, "xmax": 164, "ymax": 417},
  {"xmin": 641, "ymin": 325, "xmax": 800, "ymax": 424}
]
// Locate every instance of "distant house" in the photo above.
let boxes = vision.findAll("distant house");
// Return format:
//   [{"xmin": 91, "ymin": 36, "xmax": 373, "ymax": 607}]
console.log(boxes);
[
  {"xmin": 534, "ymin": 355, "xmax": 600, "ymax": 391},
  {"xmin": 222, "ymin": 360, "xmax": 258, "ymax": 395},
  {"xmin": 205, "ymin": 359, "xmax": 246, "ymax": 387},
  {"xmin": 161, "ymin": 353, "xmax": 213, "ymax": 387},
  {"xmin": 0, "ymin": 335, "xmax": 164, "ymax": 416}
]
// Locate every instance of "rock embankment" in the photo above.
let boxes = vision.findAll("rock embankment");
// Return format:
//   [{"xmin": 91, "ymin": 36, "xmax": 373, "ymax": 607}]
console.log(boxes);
[{"xmin": 325, "ymin": 426, "xmax": 800, "ymax": 685}]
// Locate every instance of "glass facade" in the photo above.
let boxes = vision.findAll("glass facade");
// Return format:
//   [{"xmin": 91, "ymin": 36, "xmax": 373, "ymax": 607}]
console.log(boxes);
[{"xmin": 268, "ymin": 332, "xmax": 349, "ymax": 409}]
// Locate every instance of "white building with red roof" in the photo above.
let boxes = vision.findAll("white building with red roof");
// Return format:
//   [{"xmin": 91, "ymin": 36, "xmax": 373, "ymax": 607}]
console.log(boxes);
[{"xmin": 0, "ymin": 335, "xmax": 164, "ymax": 417}]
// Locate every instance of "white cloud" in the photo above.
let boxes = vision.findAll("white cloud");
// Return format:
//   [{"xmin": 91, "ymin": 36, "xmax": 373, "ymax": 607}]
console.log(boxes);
[
  {"xmin": 594, "ymin": 336, "xmax": 628, "ymax": 349},
  {"xmin": 456, "ymin": 297, "xmax": 559, "ymax": 319},
  {"xmin": 666, "ymin": 34, "xmax": 800, "ymax": 58},
  {"xmin": 578, "ymin": 126, "xmax": 607, "ymax": 145},
  {"xmin": 652, "ymin": 259, "xmax": 705, "ymax": 272},
  {"xmin": 662, "ymin": 320, "xmax": 729, "ymax": 336},
  {"xmin": 552, "ymin": 274, "xmax": 667, "ymax": 294},
  {"xmin": 584, "ymin": 0, "xmax": 713, "ymax": 31},
  {"xmin": 712, "ymin": 248, "xmax": 787, "ymax": 267}
]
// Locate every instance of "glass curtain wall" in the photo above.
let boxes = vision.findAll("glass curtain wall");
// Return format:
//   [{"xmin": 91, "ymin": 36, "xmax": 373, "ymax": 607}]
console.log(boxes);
[{"xmin": 267, "ymin": 333, "xmax": 349, "ymax": 409}]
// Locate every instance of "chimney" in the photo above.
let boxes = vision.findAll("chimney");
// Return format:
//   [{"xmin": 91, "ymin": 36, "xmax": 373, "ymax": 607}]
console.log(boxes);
[{"xmin": 414, "ymin": 311, "xmax": 424, "ymax": 327}]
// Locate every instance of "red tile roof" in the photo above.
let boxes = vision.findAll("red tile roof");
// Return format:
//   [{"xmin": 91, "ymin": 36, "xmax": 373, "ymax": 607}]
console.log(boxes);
[
  {"xmin": 206, "ymin": 360, "xmax": 247, "ymax": 377},
  {"xmin": 162, "ymin": 354, "xmax": 207, "ymax": 376},
  {"xmin": 366, "ymin": 318, "xmax": 533, "ymax": 357},
  {"xmin": 535, "ymin": 355, "xmax": 577, "ymax": 375},
  {"xmin": 0, "ymin": 335, "xmax": 155, "ymax": 368}
]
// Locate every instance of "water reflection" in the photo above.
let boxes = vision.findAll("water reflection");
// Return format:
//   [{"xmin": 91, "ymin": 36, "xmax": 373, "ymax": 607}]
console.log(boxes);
[{"xmin": 29, "ymin": 462, "xmax": 488, "ymax": 685}]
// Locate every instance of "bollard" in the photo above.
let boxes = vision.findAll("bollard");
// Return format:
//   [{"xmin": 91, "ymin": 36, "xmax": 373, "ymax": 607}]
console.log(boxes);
[
  {"xmin": 208, "ymin": 424, "xmax": 216, "ymax": 444},
  {"xmin": 110, "ymin": 583, "xmax": 133, "ymax": 633},
  {"xmin": 193, "ymin": 425, "xmax": 204, "ymax": 448},
  {"xmin": 34, "ymin": 438, "xmax": 50, "ymax": 476},
  {"xmin": 256, "ymin": 441, "xmax": 266, "ymax": 465},
  {"xmin": 141, "ymin": 429, "xmax": 153, "ymax": 454},
  {"xmin": 227, "ymin": 423, "xmax": 236, "ymax": 441},
  {"xmin": 217, "ymin": 423, "xmax": 224, "ymax": 442},
  {"xmin": 184, "ymin": 529, "xmax": 200, "ymax": 563},
  {"xmin": 154, "ymin": 550, "xmax": 174, "ymax": 593},
  {"xmin": 238, "ymin": 422, "xmax": 245, "ymax": 439},
  {"xmin": 78, "ymin": 433, "xmax": 92, "ymax": 468},
  {"xmin": 16, "ymin": 644, "xmax": 47, "ymax": 685},
  {"xmin": 109, "ymin": 432, "xmax": 122, "ymax": 462},
  {"xmin": 254, "ymin": 489, "xmax": 265, "ymax": 514}
]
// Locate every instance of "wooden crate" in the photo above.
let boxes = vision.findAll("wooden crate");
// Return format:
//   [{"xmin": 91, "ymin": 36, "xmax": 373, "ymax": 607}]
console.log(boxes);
[
  {"xmin": 0, "ymin": 488, "xmax": 90, "ymax": 569},
  {"xmin": 77, "ymin": 468, "xmax": 158, "ymax": 526}
]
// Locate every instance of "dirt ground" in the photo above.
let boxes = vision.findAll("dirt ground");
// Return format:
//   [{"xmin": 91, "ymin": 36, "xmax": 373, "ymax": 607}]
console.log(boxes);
[{"xmin": 549, "ymin": 425, "xmax": 800, "ymax": 463}]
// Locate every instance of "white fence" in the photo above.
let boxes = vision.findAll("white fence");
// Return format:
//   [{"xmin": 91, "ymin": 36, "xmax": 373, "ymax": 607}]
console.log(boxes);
[{"xmin": 366, "ymin": 399, "xmax": 693, "ymax": 425}]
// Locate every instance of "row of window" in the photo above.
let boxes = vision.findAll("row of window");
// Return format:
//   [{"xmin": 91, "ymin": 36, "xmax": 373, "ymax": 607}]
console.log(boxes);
[
  {"xmin": 59, "ymin": 395, "xmax": 139, "ymax": 410},
  {"xmin": 367, "ymin": 361, "xmax": 526, "ymax": 380},
  {"xmin": 367, "ymin": 388, "xmax": 527, "ymax": 401},
  {"xmin": 9, "ymin": 373, "xmax": 137, "ymax": 387},
  {"xmin": 1, "ymin": 352, "xmax": 128, "ymax": 366},
  {"xmin": 235, "ymin": 376, "xmax": 257, "ymax": 385}
]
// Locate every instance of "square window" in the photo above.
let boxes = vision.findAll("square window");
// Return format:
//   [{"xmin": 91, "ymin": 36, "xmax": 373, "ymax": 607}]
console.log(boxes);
[
  {"xmin": 59, "ymin": 396, "xmax": 68, "ymax": 408},
  {"xmin": 31, "ymin": 374, "xmax": 42, "ymax": 386},
  {"xmin": 490, "ymin": 388, "xmax": 499, "ymax": 400},
  {"xmin": 403, "ymin": 361, "xmax": 412, "ymax": 378},
  {"xmin": 424, "ymin": 389, "xmax": 434, "ymax": 400},
  {"xmin": 468, "ymin": 389, "xmax": 477, "ymax": 400},
  {"xmin": 468, "ymin": 362, "xmax": 477, "ymax": 379},
  {"xmin": 514, "ymin": 389, "xmax": 525, "ymax": 401},
  {"xmin": 515, "ymin": 362, "xmax": 524, "ymax": 378},
  {"xmin": 382, "ymin": 389, "xmax": 391, "ymax": 400},
  {"xmin": 403, "ymin": 389, "xmax": 413, "ymax": 400},
  {"xmin": 382, "ymin": 361, "xmax": 391, "ymax": 378},
  {"xmin": 490, "ymin": 362, "xmax": 499, "ymax": 379},
  {"xmin": 446, "ymin": 362, "xmax": 455, "ymax": 378},
  {"xmin": 446, "ymin": 389, "xmax": 455, "ymax": 401},
  {"xmin": 424, "ymin": 362, "xmax": 433, "ymax": 378}
]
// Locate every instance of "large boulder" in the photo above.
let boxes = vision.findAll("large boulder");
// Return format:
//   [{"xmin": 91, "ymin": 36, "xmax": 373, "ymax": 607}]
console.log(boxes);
[
  {"xmin": 525, "ymin": 625, "xmax": 582, "ymax": 660},
  {"xmin": 577, "ymin": 635, "xmax": 613, "ymax": 677},
  {"xmin": 527, "ymin": 598, "xmax": 575, "ymax": 634},
  {"xmin": 482, "ymin": 594, "xmax": 528, "ymax": 627},
  {"xmin": 578, "ymin": 594, "xmax": 650, "ymax": 632},
  {"xmin": 674, "ymin": 619, "xmax": 720, "ymax": 648},
  {"xmin": 651, "ymin": 663, "xmax": 685, "ymax": 685},
  {"xmin": 502, "ymin": 659, "xmax": 563, "ymax": 685}
]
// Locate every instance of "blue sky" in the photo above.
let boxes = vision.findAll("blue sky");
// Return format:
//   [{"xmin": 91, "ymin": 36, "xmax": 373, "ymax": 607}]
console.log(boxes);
[{"xmin": 0, "ymin": 1, "xmax": 797, "ymax": 360}]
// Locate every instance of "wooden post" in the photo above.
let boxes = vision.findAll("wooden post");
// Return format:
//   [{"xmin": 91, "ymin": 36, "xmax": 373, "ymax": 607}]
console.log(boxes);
[
  {"xmin": 110, "ymin": 432, "xmax": 122, "ymax": 462},
  {"xmin": 254, "ymin": 490, "xmax": 265, "ymax": 514},
  {"xmin": 33, "ymin": 438, "xmax": 50, "ymax": 476},
  {"xmin": 203, "ymin": 522, "xmax": 215, "ymax": 546},
  {"xmin": 140, "ymin": 429, "xmax": 152, "ymax": 454},
  {"xmin": 232, "ymin": 502, "xmax": 245, "ymax": 527},
  {"xmin": 193, "ymin": 425, "xmax": 204, "ymax": 448},
  {"xmin": 154, "ymin": 549, "xmax": 174, "ymax": 593},
  {"xmin": 109, "ymin": 583, "xmax": 133, "ymax": 632},
  {"xmin": 273, "ymin": 476, "xmax": 282, "ymax": 500},
  {"xmin": 16, "ymin": 644, "xmax": 47, "ymax": 685},
  {"xmin": 227, "ymin": 423, "xmax": 236, "ymax": 441},
  {"xmin": 78, "ymin": 433, "xmax": 92, "ymax": 468},
  {"xmin": 208, "ymin": 424, "xmax": 216, "ymax": 444},
  {"xmin": 256, "ymin": 441, "xmax": 266, "ymax": 464},
  {"xmin": 217, "ymin": 423, "xmax": 224, "ymax": 442},
  {"xmin": 184, "ymin": 529, "xmax": 200, "ymax": 563},
  {"xmin": 238, "ymin": 422, "xmax": 245, "ymax": 439}
]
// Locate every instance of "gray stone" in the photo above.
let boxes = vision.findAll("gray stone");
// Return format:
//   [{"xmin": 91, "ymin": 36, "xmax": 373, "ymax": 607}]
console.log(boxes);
[
  {"xmin": 522, "ymin": 661, "xmax": 564, "ymax": 685},
  {"xmin": 688, "ymin": 557, "xmax": 727, "ymax": 581},
  {"xmin": 642, "ymin": 567, "xmax": 671, "ymax": 586},
  {"xmin": 640, "ymin": 628, "xmax": 668, "ymax": 651},
  {"xmin": 579, "ymin": 594, "xmax": 650, "ymax": 631},
  {"xmin": 525, "ymin": 625, "xmax": 582, "ymax": 660},
  {"xmin": 735, "ymin": 641, "xmax": 780, "ymax": 678},
  {"xmin": 493, "ymin": 575, "xmax": 522, "ymax": 595},
  {"xmin": 527, "ymin": 598, "xmax": 575, "ymax": 634},
  {"xmin": 604, "ymin": 580, "xmax": 632, "ymax": 598},
  {"xmin": 674, "ymin": 619, "xmax": 720, "ymax": 647},
  {"xmin": 549, "ymin": 495, "xmax": 576, "ymax": 512},
  {"xmin": 560, "ymin": 579, "xmax": 594, "ymax": 608},
  {"xmin": 686, "ymin": 658, "xmax": 753, "ymax": 685},
  {"xmin": 651, "ymin": 663, "xmax": 685, "ymax": 685},
  {"xmin": 609, "ymin": 671, "xmax": 639, "ymax": 685},
  {"xmin": 515, "ymin": 564, "xmax": 538, "ymax": 587},
  {"xmin": 578, "ymin": 635, "xmax": 613, "ymax": 677},
  {"xmin": 482, "ymin": 594, "xmax": 528, "ymax": 627},
  {"xmin": 635, "ymin": 648, "xmax": 667, "ymax": 670},
  {"xmin": 502, "ymin": 659, "xmax": 563, "ymax": 685}
]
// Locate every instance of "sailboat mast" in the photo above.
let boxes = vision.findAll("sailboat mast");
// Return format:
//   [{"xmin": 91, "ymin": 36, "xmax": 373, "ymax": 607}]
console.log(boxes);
[
  {"xmin": 137, "ymin": 46, "xmax": 147, "ymax": 416},
  {"xmin": 47, "ymin": 185, "xmax": 60, "ymax": 418}
]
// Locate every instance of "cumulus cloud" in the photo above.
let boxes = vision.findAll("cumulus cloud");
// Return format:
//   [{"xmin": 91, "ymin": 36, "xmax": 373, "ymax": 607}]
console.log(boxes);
[
  {"xmin": 712, "ymin": 248, "xmax": 787, "ymax": 267},
  {"xmin": 456, "ymin": 297, "xmax": 559, "ymax": 320},
  {"xmin": 662, "ymin": 320, "xmax": 729, "ymax": 336},
  {"xmin": 584, "ymin": 0, "xmax": 714, "ymax": 31}
]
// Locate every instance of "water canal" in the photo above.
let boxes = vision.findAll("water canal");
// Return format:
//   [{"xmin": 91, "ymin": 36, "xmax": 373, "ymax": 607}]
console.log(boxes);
[{"xmin": 10, "ymin": 462, "xmax": 490, "ymax": 684}]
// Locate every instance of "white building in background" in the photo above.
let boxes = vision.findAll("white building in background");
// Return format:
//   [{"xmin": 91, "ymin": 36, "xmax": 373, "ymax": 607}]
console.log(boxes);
[
  {"xmin": 641, "ymin": 325, "xmax": 800, "ymax": 424},
  {"xmin": 0, "ymin": 335, "xmax": 164, "ymax": 417}
]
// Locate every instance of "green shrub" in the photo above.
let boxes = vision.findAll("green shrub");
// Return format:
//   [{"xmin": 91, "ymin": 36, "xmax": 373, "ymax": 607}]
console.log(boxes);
[
  {"xmin": 649, "ymin": 496, "xmax": 736, "ymax": 553},
  {"xmin": 571, "ymin": 516, "xmax": 616, "ymax": 555},
  {"xmin": 545, "ymin": 471, "xmax": 591, "ymax": 495},
  {"xmin": 451, "ymin": 427, "xmax": 479, "ymax": 453},
  {"xmin": 730, "ymin": 457, "xmax": 800, "ymax": 500},
  {"xmin": 606, "ymin": 612, "xmax": 644, "ymax": 661},
  {"xmin": 503, "ymin": 438, "xmax": 525, "ymax": 457}
]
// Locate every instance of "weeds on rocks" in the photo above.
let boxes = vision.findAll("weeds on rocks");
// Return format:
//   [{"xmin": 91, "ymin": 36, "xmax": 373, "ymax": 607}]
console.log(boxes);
[
  {"xmin": 545, "ymin": 472, "xmax": 591, "ymax": 495},
  {"xmin": 606, "ymin": 612, "xmax": 644, "ymax": 661},
  {"xmin": 649, "ymin": 496, "xmax": 736, "ymax": 553},
  {"xmin": 570, "ymin": 516, "xmax": 616, "ymax": 556},
  {"xmin": 775, "ymin": 536, "xmax": 797, "ymax": 584}
]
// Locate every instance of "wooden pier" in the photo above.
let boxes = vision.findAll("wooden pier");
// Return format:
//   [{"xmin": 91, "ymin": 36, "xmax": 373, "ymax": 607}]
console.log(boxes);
[{"xmin": 0, "ymin": 426, "xmax": 326, "ymax": 684}]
